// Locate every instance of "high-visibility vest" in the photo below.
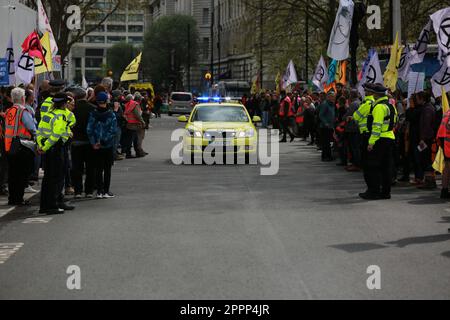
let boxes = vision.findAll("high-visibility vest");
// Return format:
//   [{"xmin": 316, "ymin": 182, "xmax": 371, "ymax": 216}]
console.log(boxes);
[
  {"xmin": 353, "ymin": 96, "xmax": 375, "ymax": 134},
  {"xmin": 124, "ymin": 101, "xmax": 142, "ymax": 124},
  {"xmin": 437, "ymin": 111, "xmax": 450, "ymax": 158},
  {"xmin": 37, "ymin": 109, "xmax": 71, "ymax": 152},
  {"xmin": 367, "ymin": 96, "xmax": 396, "ymax": 146},
  {"xmin": 40, "ymin": 97, "xmax": 53, "ymax": 119},
  {"xmin": 279, "ymin": 96, "xmax": 291, "ymax": 118},
  {"xmin": 296, "ymin": 102, "xmax": 307, "ymax": 124},
  {"xmin": 4, "ymin": 105, "xmax": 33, "ymax": 153}
]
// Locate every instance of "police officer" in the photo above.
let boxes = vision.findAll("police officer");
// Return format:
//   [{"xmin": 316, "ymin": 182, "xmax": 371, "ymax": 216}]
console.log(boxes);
[
  {"xmin": 38, "ymin": 79, "xmax": 66, "ymax": 123},
  {"xmin": 352, "ymin": 85, "xmax": 376, "ymax": 190},
  {"xmin": 358, "ymin": 83, "xmax": 396, "ymax": 200},
  {"xmin": 37, "ymin": 93, "xmax": 75, "ymax": 215}
]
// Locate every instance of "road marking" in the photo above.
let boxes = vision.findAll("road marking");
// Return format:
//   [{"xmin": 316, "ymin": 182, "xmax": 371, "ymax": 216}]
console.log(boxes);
[
  {"xmin": 0, "ymin": 208, "xmax": 14, "ymax": 219},
  {"xmin": 0, "ymin": 243, "xmax": 24, "ymax": 265},
  {"xmin": 23, "ymin": 217, "xmax": 53, "ymax": 224}
]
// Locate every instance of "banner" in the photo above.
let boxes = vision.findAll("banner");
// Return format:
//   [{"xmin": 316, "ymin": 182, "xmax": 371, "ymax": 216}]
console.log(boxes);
[
  {"xmin": 121, "ymin": 52, "xmax": 142, "ymax": 82},
  {"xmin": 16, "ymin": 52, "xmax": 35, "ymax": 85},
  {"xmin": 0, "ymin": 58, "xmax": 9, "ymax": 86},
  {"xmin": 327, "ymin": 59, "xmax": 338, "ymax": 85},
  {"xmin": 22, "ymin": 31, "xmax": 47, "ymax": 68},
  {"xmin": 34, "ymin": 32, "xmax": 53, "ymax": 75},
  {"xmin": 37, "ymin": 0, "xmax": 58, "ymax": 57},
  {"xmin": 431, "ymin": 62, "xmax": 450, "ymax": 97},
  {"xmin": 52, "ymin": 55, "xmax": 62, "ymax": 72},
  {"xmin": 398, "ymin": 45, "xmax": 412, "ymax": 82},
  {"xmin": 281, "ymin": 60, "xmax": 298, "ymax": 89},
  {"xmin": 335, "ymin": 60, "xmax": 347, "ymax": 85},
  {"xmin": 384, "ymin": 32, "xmax": 402, "ymax": 92},
  {"xmin": 327, "ymin": 0, "xmax": 355, "ymax": 61},
  {"xmin": 358, "ymin": 51, "xmax": 384, "ymax": 97},
  {"xmin": 82, "ymin": 75, "xmax": 89, "ymax": 89},
  {"xmin": 410, "ymin": 20, "xmax": 432, "ymax": 65},
  {"xmin": 407, "ymin": 72, "xmax": 425, "ymax": 99},
  {"xmin": 3, "ymin": 33, "xmax": 15, "ymax": 86},
  {"xmin": 312, "ymin": 56, "xmax": 329, "ymax": 90},
  {"xmin": 431, "ymin": 7, "xmax": 450, "ymax": 65}
]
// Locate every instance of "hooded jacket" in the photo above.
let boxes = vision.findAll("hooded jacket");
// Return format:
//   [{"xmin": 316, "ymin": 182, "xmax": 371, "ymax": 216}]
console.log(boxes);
[{"xmin": 87, "ymin": 107, "xmax": 117, "ymax": 149}]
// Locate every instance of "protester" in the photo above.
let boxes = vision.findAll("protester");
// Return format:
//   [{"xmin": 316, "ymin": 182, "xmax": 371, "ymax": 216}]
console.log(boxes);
[
  {"xmin": 4, "ymin": 88, "xmax": 36, "ymax": 206},
  {"xmin": 70, "ymin": 87, "xmax": 96, "ymax": 199},
  {"xmin": 319, "ymin": 91, "xmax": 336, "ymax": 162},
  {"xmin": 87, "ymin": 92, "xmax": 117, "ymax": 199}
]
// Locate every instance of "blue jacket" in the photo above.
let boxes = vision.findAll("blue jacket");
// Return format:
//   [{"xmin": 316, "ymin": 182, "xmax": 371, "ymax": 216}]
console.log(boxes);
[
  {"xmin": 87, "ymin": 108, "xmax": 117, "ymax": 149},
  {"xmin": 319, "ymin": 100, "xmax": 335, "ymax": 129}
]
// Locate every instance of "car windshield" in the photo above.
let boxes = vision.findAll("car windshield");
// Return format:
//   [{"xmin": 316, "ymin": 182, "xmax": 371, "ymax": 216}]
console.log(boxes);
[
  {"xmin": 171, "ymin": 94, "xmax": 192, "ymax": 101},
  {"xmin": 192, "ymin": 106, "xmax": 249, "ymax": 123}
]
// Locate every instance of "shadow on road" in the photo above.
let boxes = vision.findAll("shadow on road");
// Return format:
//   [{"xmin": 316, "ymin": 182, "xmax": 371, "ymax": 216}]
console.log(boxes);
[{"xmin": 330, "ymin": 233, "xmax": 450, "ymax": 253}]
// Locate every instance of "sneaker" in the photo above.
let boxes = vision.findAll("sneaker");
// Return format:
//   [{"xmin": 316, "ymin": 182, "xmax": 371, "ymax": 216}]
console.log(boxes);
[
  {"xmin": 103, "ymin": 192, "xmax": 115, "ymax": 199},
  {"xmin": 74, "ymin": 194, "xmax": 83, "ymax": 199},
  {"xmin": 96, "ymin": 193, "xmax": 104, "ymax": 199},
  {"xmin": 25, "ymin": 186, "xmax": 39, "ymax": 193},
  {"xmin": 86, "ymin": 193, "xmax": 94, "ymax": 199}
]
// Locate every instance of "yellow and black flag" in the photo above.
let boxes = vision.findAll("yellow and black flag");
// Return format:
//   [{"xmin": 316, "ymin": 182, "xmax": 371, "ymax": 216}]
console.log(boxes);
[{"xmin": 121, "ymin": 52, "xmax": 142, "ymax": 82}]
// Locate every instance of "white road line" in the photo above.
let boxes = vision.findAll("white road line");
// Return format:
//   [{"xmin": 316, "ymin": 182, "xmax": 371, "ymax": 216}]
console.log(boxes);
[
  {"xmin": 0, "ymin": 243, "xmax": 24, "ymax": 265},
  {"xmin": 23, "ymin": 217, "xmax": 53, "ymax": 224}
]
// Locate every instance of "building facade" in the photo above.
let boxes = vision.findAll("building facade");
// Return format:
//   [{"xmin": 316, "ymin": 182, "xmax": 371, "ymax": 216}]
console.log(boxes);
[
  {"xmin": 148, "ymin": 0, "xmax": 213, "ymax": 93},
  {"xmin": 69, "ymin": 2, "xmax": 148, "ymax": 84}
]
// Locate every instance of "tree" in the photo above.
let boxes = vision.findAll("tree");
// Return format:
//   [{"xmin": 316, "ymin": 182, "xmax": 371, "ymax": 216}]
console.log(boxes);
[
  {"xmin": 24, "ymin": 0, "xmax": 141, "ymax": 61},
  {"xmin": 142, "ymin": 15, "xmax": 199, "ymax": 91},
  {"xmin": 107, "ymin": 42, "xmax": 139, "ymax": 79}
]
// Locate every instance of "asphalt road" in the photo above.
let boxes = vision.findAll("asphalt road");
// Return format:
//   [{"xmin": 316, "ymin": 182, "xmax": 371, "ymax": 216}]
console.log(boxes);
[{"xmin": 0, "ymin": 116, "xmax": 449, "ymax": 300}]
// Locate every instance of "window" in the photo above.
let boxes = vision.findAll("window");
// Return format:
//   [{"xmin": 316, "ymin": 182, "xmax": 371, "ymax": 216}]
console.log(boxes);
[
  {"xmin": 86, "ymin": 24, "xmax": 105, "ymax": 32},
  {"xmin": 107, "ymin": 36, "xmax": 126, "ymax": 43},
  {"xmin": 108, "ymin": 25, "xmax": 126, "ymax": 32},
  {"xmin": 202, "ymin": 38, "xmax": 209, "ymax": 60},
  {"xmin": 85, "ymin": 36, "xmax": 105, "ymax": 43},
  {"xmin": 128, "ymin": 37, "xmax": 143, "ymax": 44},
  {"xmin": 128, "ymin": 25, "xmax": 144, "ymax": 33},
  {"xmin": 86, "ymin": 49, "xmax": 104, "ymax": 56},
  {"xmin": 109, "ymin": 14, "xmax": 126, "ymax": 22},
  {"xmin": 128, "ymin": 14, "xmax": 144, "ymax": 22},
  {"xmin": 202, "ymin": 8, "xmax": 209, "ymax": 25},
  {"xmin": 74, "ymin": 58, "xmax": 82, "ymax": 68},
  {"xmin": 85, "ymin": 57, "xmax": 103, "ymax": 68}
]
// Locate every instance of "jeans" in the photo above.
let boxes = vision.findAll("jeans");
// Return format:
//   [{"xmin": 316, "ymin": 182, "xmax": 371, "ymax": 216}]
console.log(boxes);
[
  {"xmin": 262, "ymin": 111, "xmax": 269, "ymax": 128},
  {"xmin": 71, "ymin": 144, "xmax": 95, "ymax": 195},
  {"xmin": 94, "ymin": 148, "xmax": 113, "ymax": 194}
]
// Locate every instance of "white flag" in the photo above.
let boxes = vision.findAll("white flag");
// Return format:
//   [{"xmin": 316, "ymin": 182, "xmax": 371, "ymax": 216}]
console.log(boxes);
[
  {"xmin": 327, "ymin": 0, "xmax": 355, "ymax": 61},
  {"xmin": 397, "ymin": 45, "xmax": 412, "ymax": 82},
  {"xmin": 312, "ymin": 56, "xmax": 329, "ymax": 90},
  {"xmin": 3, "ymin": 33, "xmax": 15, "ymax": 86},
  {"xmin": 82, "ymin": 75, "xmax": 88, "ymax": 89},
  {"xmin": 431, "ymin": 7, "xmax": 450, "ymax": 66},
  {"xmin": 410, "ymin": 20, "xmax": 432, "ymax": 65},
  {"xmin": 407, "ymin": 72, "xmax": 425, "ymax": 99},
  {"xmin": 282, "ymin": 60, "xmax": 298, "ymax": 89},
  {"xmin": 358, "ymin": 51, "xmax": 384, "ymax": 97},
  {"xmin": 16, "ymin": 52, "xmax": 35, "ymax": 85},
  {"xmin": 431, "ymin": 62, "xmax": 450, "ymax": 97},
  {"xmin": 37, "ymin": 0, "xmax": 58, "ymax": 57}
]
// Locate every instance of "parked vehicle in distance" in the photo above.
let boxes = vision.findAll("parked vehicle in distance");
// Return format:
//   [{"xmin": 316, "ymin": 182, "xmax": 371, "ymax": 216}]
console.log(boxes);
[{"xmin": 168, "ymin": 92, "xmax": 195, "ymax": 116}]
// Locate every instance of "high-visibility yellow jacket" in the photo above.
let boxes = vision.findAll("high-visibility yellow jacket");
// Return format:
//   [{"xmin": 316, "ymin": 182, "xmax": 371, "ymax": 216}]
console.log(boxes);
[
  {"xmin": 37, "ymin": 109, "xmax": 72, "ymax": 152},
  {"xmin": 368, "ymin": 96, "xmax": 396, "ymax": 146},
  {"xmin": 353, "ymin": 95, "xmax": 375, "ymax": 134}
]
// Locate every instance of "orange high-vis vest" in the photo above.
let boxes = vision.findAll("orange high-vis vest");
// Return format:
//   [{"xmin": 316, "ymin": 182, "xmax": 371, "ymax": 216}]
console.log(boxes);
[
  {"xmin": 437, "ymin": 111, "xmax": 450, "ymax": 158},
  {"xmin": 279, "ymin": 96, "xmax": 291, "ymax": 118},
  {"xmin": 4, "ymin": 105, "xmax": 32, "ymax": 153},
  {"xmin": 124, "ymin": 101, "xmax": 142, "ymax": 125}
]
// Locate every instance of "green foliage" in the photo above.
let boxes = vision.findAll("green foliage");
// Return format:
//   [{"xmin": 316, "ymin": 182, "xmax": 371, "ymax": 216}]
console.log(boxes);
[
  {"xmin": 142, "ymin": 15, "xmax": 199, "ymax": 90},
  {"xmin": 107, "ymin": 42, "xmax": 140, "ymax": 79}
]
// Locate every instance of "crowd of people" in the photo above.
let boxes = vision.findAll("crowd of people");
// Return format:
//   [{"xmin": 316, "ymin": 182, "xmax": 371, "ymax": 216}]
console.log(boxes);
[
  {"xmin": 0, "ymin": 77, "xmax": 160, "ymax": 215},
  {"xmin": 242, "ymin": 82, "xmax": 449, "ymax": 201}
]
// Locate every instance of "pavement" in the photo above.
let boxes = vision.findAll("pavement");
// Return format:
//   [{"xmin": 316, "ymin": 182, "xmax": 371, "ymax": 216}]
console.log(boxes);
[{"xmin": 0, "ymin": 115, "xmax": 449, "ymax": 300}]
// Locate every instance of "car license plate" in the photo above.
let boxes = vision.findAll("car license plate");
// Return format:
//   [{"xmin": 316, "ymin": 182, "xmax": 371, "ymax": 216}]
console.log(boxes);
[{"xmin": 210, "ymin": 141, "xmax": 232, "ymax": 147}]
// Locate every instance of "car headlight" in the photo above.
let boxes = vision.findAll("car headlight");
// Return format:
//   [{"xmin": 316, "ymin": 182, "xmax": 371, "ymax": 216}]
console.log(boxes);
[
  {"xmin": 187, "ymin": 129, "xmax": 202, "ymax": 138},
  {"xmin": 238, "ymin": 129, "xmax": 255, "ymax": 138}
]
